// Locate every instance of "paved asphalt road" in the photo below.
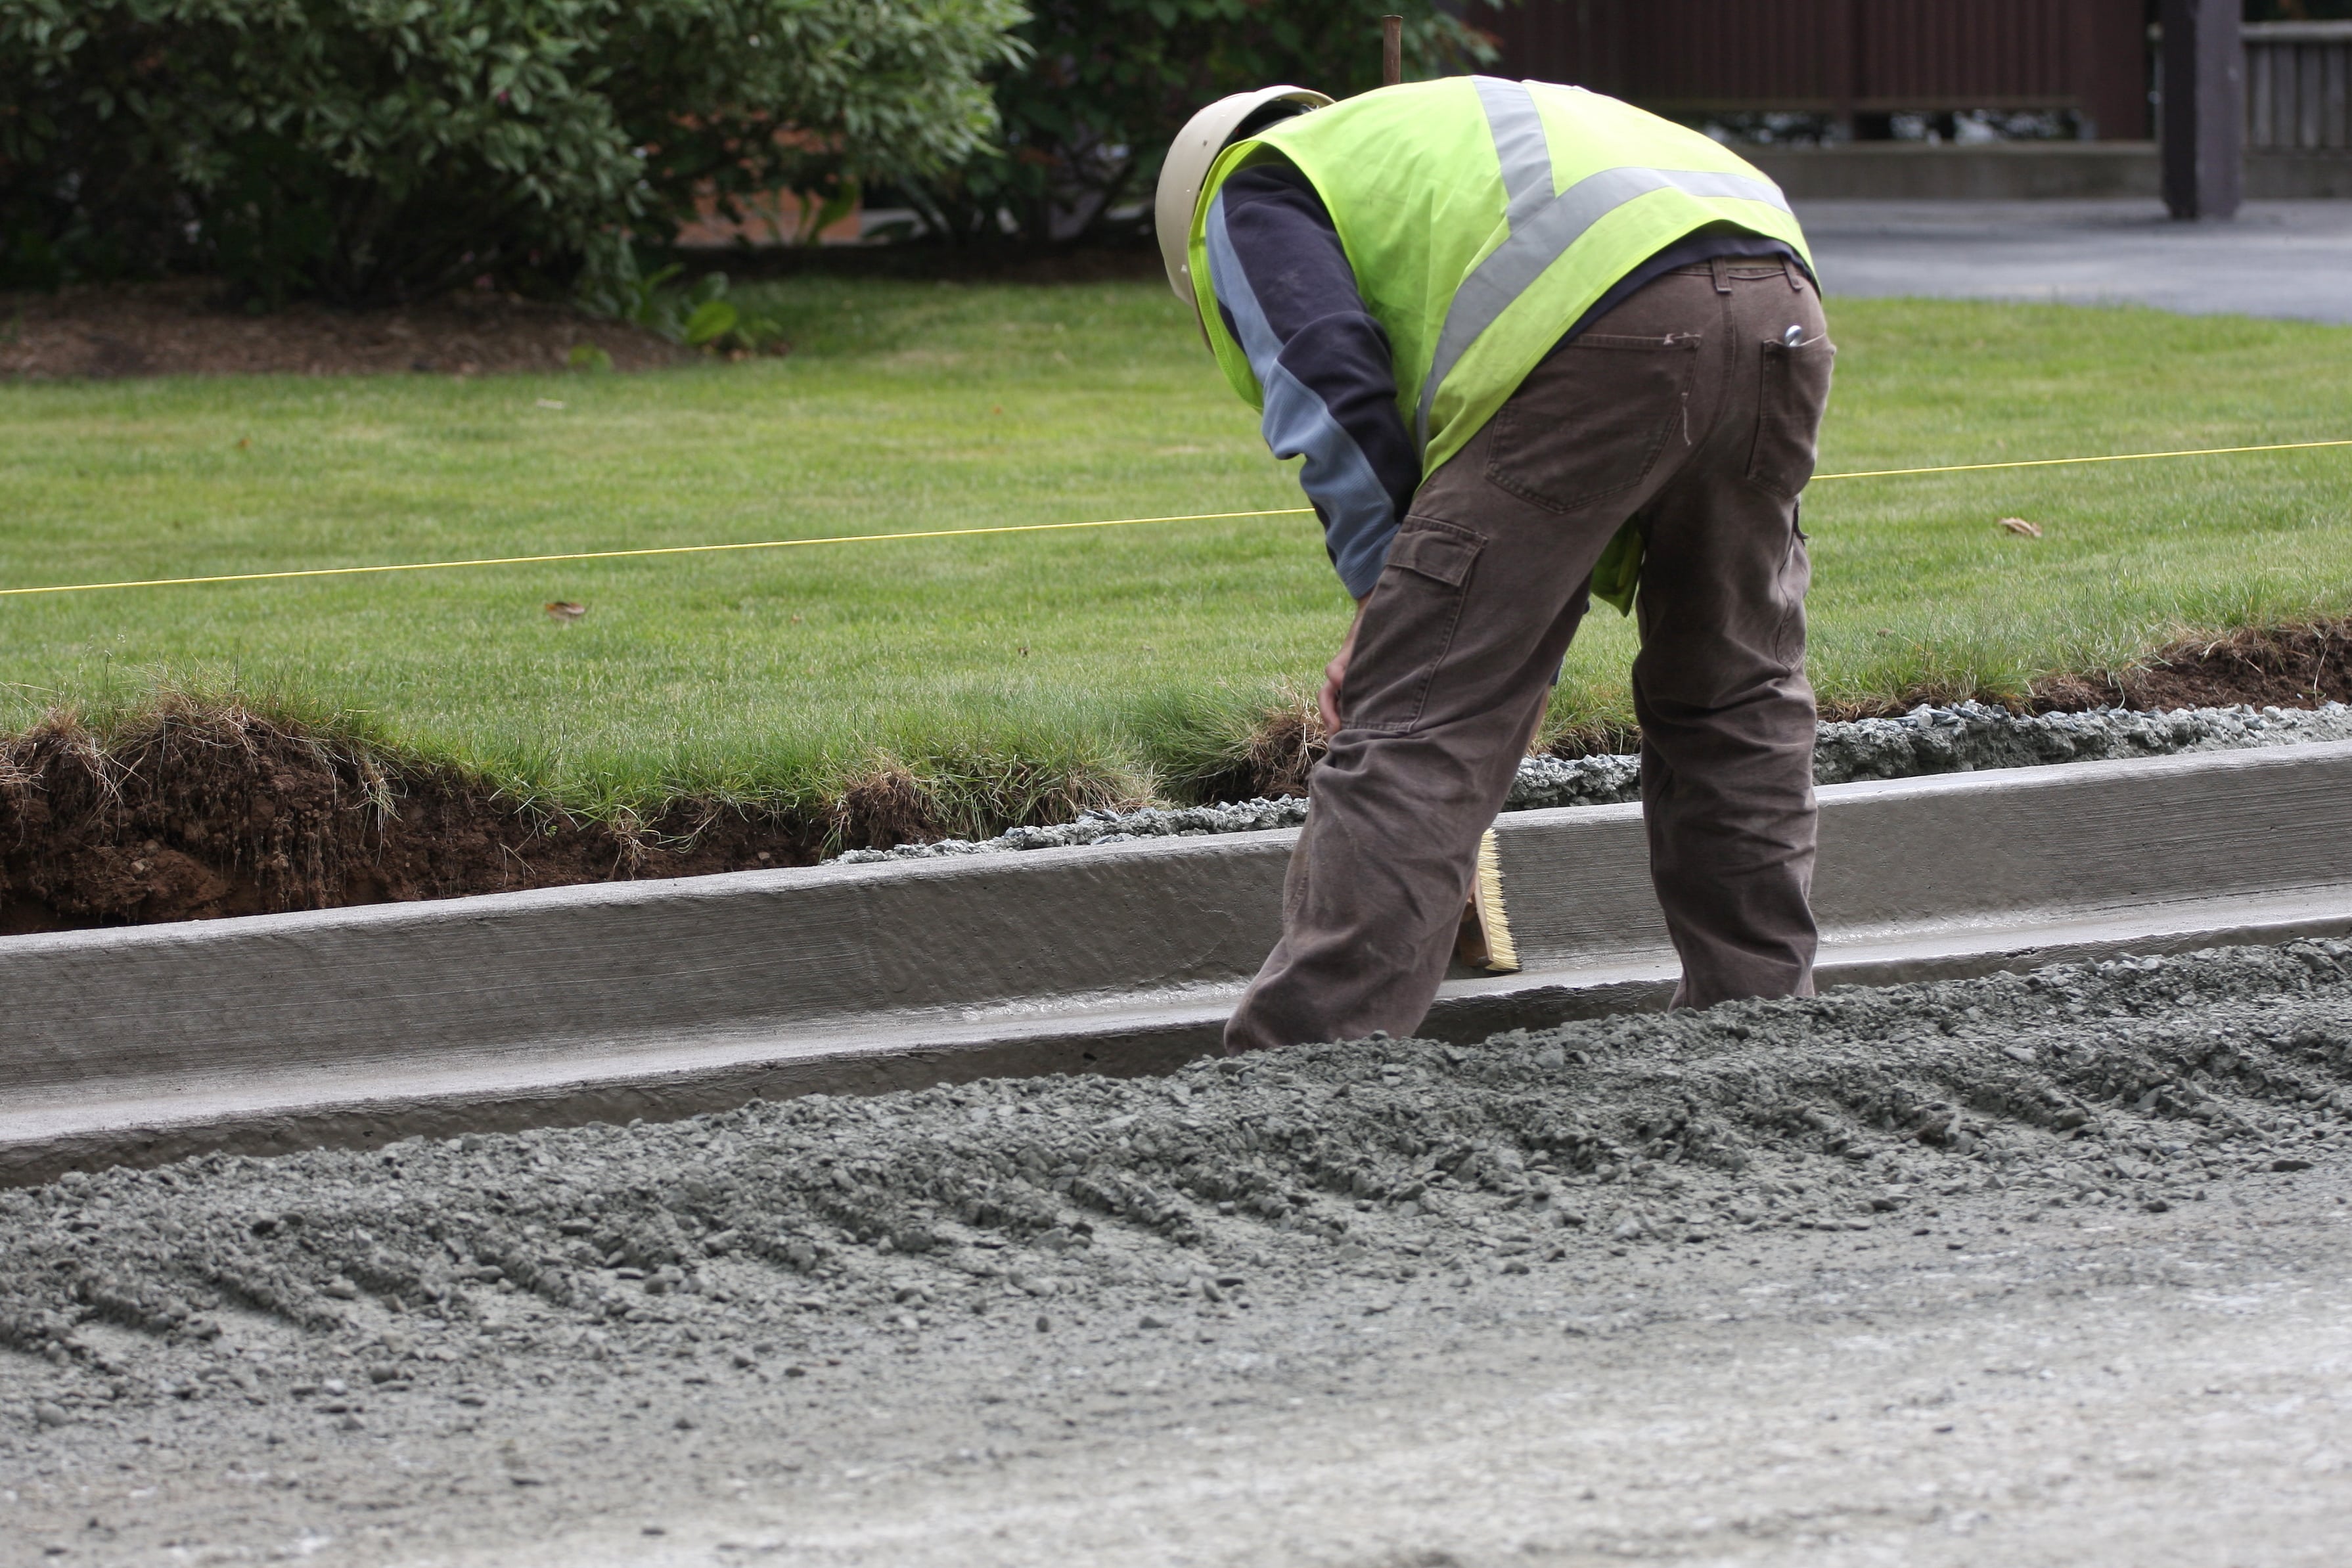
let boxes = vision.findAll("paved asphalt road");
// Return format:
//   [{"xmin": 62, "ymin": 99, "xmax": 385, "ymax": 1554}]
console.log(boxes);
[{"xmin": 1799, "ymin": 199, "xmax": 2352, "ymax": 324}]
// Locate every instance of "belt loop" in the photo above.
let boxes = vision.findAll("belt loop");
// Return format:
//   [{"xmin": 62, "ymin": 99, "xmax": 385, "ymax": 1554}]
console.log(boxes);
[
  {"xmin": 1709, "ymin": 256, "xmax": 1732, "ymax": 294},
  {"xmin": 1783, "ymin": 256, "xmax": 1803, "ymax": 292}
]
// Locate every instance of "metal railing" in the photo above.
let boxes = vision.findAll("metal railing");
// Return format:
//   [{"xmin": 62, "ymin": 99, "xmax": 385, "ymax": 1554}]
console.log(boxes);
[{"xmin": 2244, "ymin": 21, "xmax": 2352, "ymax": 151}]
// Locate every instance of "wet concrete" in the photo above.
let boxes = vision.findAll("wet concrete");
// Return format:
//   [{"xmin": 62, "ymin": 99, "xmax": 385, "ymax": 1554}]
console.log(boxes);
[{"xmin": 4, "ymin": 941, "xmax": 2350, "ymax": 1563}]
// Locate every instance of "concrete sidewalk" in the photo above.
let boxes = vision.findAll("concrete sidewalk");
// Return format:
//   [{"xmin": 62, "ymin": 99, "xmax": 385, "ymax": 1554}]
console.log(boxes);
[{"xmin": 1799, "ymin": 199, "xmax": 2352, "ymax": 323}]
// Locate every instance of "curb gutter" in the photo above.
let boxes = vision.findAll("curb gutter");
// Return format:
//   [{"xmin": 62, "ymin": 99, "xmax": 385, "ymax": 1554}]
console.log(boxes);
[{"xmin": 7, "ymin": 742, "xmax": 2351, "ymax": 1184}]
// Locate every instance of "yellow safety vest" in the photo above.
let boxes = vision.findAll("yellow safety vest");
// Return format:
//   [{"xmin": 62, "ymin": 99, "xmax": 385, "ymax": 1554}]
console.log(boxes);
[{"xmin": 1188, "ymin": 78, "xmax": 1812, "ymax": 608}]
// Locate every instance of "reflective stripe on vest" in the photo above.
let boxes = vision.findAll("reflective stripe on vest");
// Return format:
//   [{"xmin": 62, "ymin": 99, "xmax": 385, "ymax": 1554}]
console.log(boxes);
[
  {"xmin": 1414, "ymin": 156, "xmax": 1790, "ymax": 448},
  {"xmin": 1474, "ymin": 76, "xmax": 1554, "ymax": 231}
]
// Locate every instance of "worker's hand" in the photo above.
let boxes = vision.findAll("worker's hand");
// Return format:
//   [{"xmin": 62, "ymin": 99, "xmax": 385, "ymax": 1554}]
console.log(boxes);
[{"xmin": 1319, "ymin": 598, "xmax": 1368, "ymax": 737}]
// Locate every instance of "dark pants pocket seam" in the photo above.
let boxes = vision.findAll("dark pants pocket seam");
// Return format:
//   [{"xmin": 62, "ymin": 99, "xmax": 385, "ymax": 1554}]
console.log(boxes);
[
  {"xmin": 1487, "ymin": 409, "xmax": 1675, "ymax": 514},
  {"xmin": 1483, "ymin": 340, "xmax": 1700, "ymax": 514},
  {"xmin": 1355, "ymin": 591, "xmax": 1470, "ymax": 734},
  {"xmin": 1745, "ymin": 339, "xmax": 1834, "ymax": 501}
]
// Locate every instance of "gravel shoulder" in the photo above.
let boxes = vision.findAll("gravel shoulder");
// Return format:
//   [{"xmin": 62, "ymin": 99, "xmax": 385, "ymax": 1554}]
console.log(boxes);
[
  {"xmin": 836, "ymin": 702, "xmax": 2352, "ymax": 862},
  {"xmin": 6, "ymin": 942, "xmax": 2352, "ymax": 1564}
]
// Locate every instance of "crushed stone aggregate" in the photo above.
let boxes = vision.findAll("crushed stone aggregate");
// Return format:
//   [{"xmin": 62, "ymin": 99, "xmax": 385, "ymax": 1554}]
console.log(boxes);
[
  {"xmin": 834, "ymin": 701, "xmax": 2352, "ymax": 861},
  {"xmin": 3, "ymin": 939, "xmax": 2348, "ymax": 1447}
]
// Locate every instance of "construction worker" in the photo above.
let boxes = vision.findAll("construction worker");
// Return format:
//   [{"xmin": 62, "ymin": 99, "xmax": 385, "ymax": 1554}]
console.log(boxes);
[{"xmin": 1154, "ymin": 77, "xmax": 1834, "ymax": 1054}]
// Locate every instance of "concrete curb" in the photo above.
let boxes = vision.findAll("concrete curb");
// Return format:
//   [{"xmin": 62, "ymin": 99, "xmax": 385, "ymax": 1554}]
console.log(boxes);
[{"xmin": 8, "ymin": 742, "xmax": 2352, "ymax": 1184}]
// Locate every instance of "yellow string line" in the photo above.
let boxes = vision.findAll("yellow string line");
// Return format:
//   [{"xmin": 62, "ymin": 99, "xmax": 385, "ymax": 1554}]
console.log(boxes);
[
  {"xmin": 0, "ymin": 507, "xmax": 1317, "ymax": 599},
  {"xmin": 3, "ymin": 436, "xmax": 2347, "ymax": 600},
  {"xmin": 1813, "ymin": 436, "xmax": 2352, "ymax": 482}
]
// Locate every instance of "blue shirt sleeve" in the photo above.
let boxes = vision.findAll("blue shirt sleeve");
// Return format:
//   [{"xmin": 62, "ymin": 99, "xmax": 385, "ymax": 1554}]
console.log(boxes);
[{"xmin": 1202, "ymin": 164, "xmax": 1420, "ymax": 600}]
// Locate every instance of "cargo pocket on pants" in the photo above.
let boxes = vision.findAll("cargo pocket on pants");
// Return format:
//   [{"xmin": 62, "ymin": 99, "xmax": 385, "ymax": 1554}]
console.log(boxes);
[
  {"xmin": 1346, "ymin": 521, "xmax": 1484, "ymax": 734},
  {"xmin": 1747, "ymin": 336, "xmax": 1835, "ymax": 499}
]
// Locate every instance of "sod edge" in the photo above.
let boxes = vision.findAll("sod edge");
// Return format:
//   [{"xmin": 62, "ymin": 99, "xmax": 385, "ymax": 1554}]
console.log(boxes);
[{"xmin": 0, "ymin": 617, "xmax": 2343, "ymax": 936}]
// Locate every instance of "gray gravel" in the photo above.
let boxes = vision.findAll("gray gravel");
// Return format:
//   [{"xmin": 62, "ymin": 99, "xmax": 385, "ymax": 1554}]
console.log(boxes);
[
  {"xmin": 5, "ymin": 939, "xmax": 2347, "ymax": 1415},
  {"xmin": 1806, "ymin": 698, "xmax": 2352, "ymax": 786},
  {"xmin": 836, "ymin": 701, "xmax": 2352, "ymax": 862},
  {"xmin": 5, "ymin": 940, "xmax": 2351, "ymax": 1563}
]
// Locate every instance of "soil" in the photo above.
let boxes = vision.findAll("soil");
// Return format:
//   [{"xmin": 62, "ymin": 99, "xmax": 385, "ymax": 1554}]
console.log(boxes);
[
  {"xmin": 0, "ymin": 249, "xmax": 1163, "ymax": 382},
  {"xmin": 2031, "ymin": 617, "xmax": 2352, "ymax": 713},
  {"xmin": 0, "ymin": 702, "xmax": 824, "ymax": 936},
  {"xmin": 4, "ymin": 941, "xmax": 2349, "ymax": 1564},
  {"xmin": 0, "ymin": 279, "xmax": 683, "ymax": 381}
]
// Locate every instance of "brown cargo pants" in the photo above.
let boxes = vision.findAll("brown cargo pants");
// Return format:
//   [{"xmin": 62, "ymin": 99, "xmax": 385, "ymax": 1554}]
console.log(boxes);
[{"xmin": 1223, "ymin": 255, "xmax": 1835, "ymax": 1054}]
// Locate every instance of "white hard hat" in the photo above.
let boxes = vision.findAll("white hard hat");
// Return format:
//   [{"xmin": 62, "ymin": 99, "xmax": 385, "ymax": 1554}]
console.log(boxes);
[{"xmin": 1154, "ymin": 85, "xmax": 1335, "ymax": 317}]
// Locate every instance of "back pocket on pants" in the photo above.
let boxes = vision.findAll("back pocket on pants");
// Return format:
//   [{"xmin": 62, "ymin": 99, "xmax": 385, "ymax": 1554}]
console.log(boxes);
[
  {"xmin": 1483, "ymin": 332, "xmax": 1701, "ymax": 512},
  {"xmin": 1748, "ymin": 338, "xmax": 1835, "ymax": 499}
]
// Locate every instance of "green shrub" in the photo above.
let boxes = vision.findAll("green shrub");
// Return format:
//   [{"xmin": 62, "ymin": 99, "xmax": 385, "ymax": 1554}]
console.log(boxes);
[
  {"xmin": 899, "ymin": 0, "xmax": 1508, "ymax": 248},
  {"xmin": 0, "ymin": 0, "xmax": 1028, "ymax": 303},
  {"xmin": 578, "ymin": 263, "xmax": 788, "ymax": 354}
]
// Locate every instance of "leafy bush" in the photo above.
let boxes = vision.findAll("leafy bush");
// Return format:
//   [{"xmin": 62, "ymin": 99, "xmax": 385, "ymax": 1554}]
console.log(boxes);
[
  {"xmin": 578, "ymin": 264, "xmax": 788, "ymax": 355},
  {"xmin": 0, "ymin": 0, "xmax": 1028, "ymax": 303},
  {"xmin": 899, "ymin": 0, "xmax": 1508, "ymax": 248}
]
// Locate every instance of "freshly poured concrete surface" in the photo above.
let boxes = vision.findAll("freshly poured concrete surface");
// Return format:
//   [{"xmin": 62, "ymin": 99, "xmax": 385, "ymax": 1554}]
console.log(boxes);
[
  {"xmin": 1800, "ymin": 199, "xmax": 2352, "ymax": 323},
  {"xmin": 51, "ymin": 1186, "xmax": 2352, "ymax": 1568},
  {"xmin": 8, "ymin": 943, "xmax": 2351, "ymax": 1565},
  {"xmin": 7, "ymin": 742, "xmax": 2352, "ymax": 1181},
  {"xmin": 435, "ymin": 1199, "xmax": 2352, "ymax": 1568}
]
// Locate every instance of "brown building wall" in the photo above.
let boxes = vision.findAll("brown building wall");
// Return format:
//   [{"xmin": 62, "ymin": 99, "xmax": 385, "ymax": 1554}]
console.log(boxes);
[{"xmin": 1481, "ymin": 0, "xmax": 2152, "ymax": 139}]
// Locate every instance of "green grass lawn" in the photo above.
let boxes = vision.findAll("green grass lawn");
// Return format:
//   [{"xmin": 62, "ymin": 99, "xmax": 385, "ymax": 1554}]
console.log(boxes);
[{"xmin": 3, "ymin": 277, "xmax": 2349, "ymax": 820}]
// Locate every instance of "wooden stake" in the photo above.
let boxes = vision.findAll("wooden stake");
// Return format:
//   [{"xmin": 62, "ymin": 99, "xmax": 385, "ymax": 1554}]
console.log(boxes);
[{"xmin": 1382, "ymin": 14, "xmax": 1402, "ymax": 87}]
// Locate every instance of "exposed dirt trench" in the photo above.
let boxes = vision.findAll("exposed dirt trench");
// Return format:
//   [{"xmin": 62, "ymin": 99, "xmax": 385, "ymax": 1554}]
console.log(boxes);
[
  {"xmin": 0, "ymin": 702, "xmax": 833, "ymax": 935},
  {"xmin": 3, "ymin": 619, "xmax": 2347, "ymax": 933},
  {"xmin": 3, "ymin": 943, "xmax": 2351, "ymax": 1561}
]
